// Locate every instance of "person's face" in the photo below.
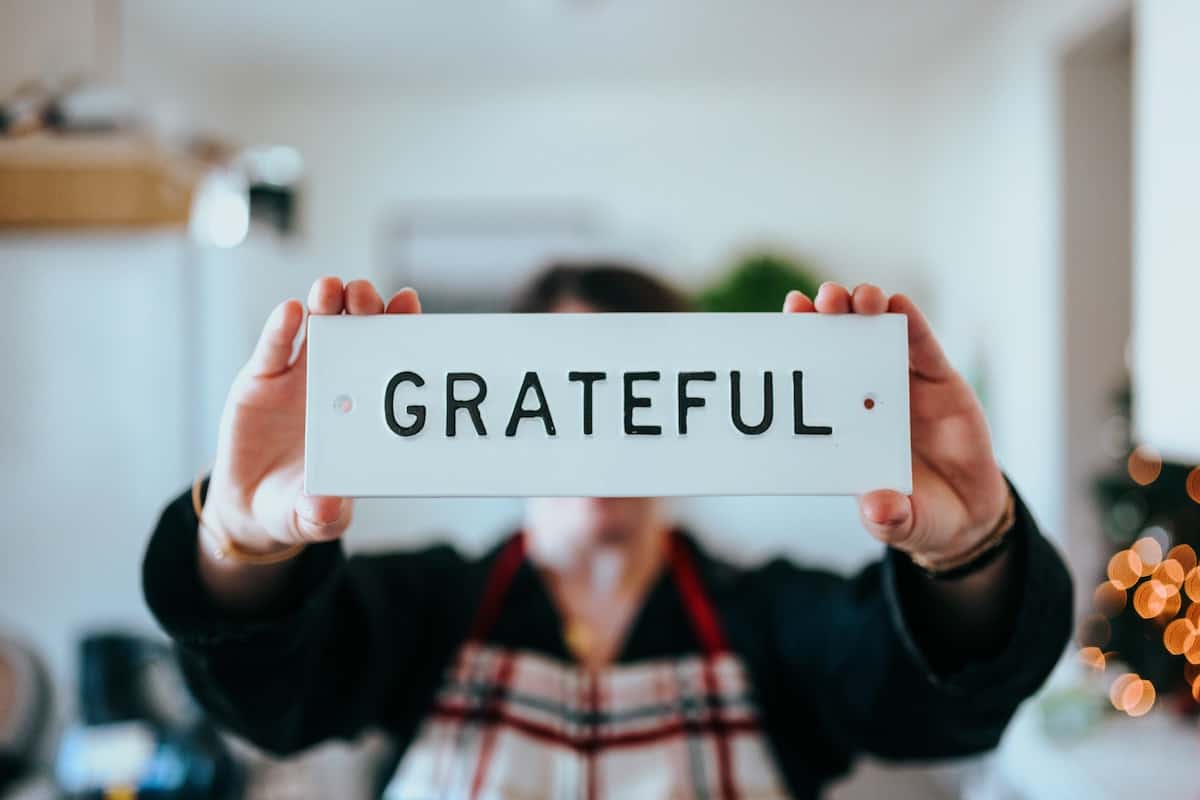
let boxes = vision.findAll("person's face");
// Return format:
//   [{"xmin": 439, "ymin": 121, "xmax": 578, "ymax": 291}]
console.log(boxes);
[{"xmin": 523, "ymin": 297, "xmax": 663, "ymax": 563}]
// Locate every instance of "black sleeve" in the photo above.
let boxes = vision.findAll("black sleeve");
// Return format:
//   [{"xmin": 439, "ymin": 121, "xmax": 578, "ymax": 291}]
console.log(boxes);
[
  {"xmin": 141, "ymin": 485, "xmax": 478, "ymax": 756},
  {"xmin": 762, "ymin": 484, "xmax": 1073, "ymax": 763}
]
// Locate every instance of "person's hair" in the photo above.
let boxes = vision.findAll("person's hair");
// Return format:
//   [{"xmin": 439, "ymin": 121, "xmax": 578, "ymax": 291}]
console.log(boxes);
[{"xmin": 510, "ymin": 263, "xmax": 692, "ymax": 313}]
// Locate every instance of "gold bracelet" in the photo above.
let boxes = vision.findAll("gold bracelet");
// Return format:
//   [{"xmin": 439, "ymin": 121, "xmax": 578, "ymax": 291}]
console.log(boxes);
[
  {"xmin": 192, "ymin": 471, "xmax": 307, "ymax": 566},
  {"xmin": 910, "ymin": 490, "xmax": 1017, "ymax": 575}
]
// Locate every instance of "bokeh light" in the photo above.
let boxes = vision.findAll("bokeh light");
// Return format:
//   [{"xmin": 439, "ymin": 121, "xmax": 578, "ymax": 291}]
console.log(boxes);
[
  {"xmin": 1185, "ymin": 567, "xmax": 1200, "ymax": 603},
  {"xmin": 1106, "ymin": 497, "xmax": 1149, "ymax": 542},
  {"xmin": 1109, "ymin": 673, "xmax": 1156, "ymax": 717},
  {"xmin": 1109, "ymin": 673, "xmax": 1140, "ymax": 710},
  {"xmin": 1188, "ymin": 467, "xmax": 1200, "ymax": 505},
  {"xmin": 1076, "ymin": 613, "xmax": 1112, "ymax": 649},
  {"xmin": 1163, "ymin": 619, "xmax": 1196, "ymax": 655},
  {"xmin": 1078, "ymin": 646, "xmax": 1106, "ymax": 671},
  {"xmin": 1139, "ymin": 524, "xmax": 1172, "ymax": 553},
  {"xmin": 1152, "ymin": 558, "xmax": 1185, "ymax": 587},
  {"xmin": 1186, "ymin": 637, "xmax": 1200, "ymax": 665},
  {"xmin": 1168, "ymin": 543, "xmax": 1197, "ymax": 573},
  {"xmin": 1093, "ymin": 580, "xmax": 1127, "ymax": 617},
  {"xmin": 1107, "ymin": 549, "xmax": 1143, "ymax": 589},
  {"xmin": 1123, "ymin": 680, "xmax": 1156, "ymax": 716},
  {"xmin": 1133, "ymin": 581, "xmax": 1169, "ymax": 618},
  {"xmin": 1127, "ymin": 445, "xmax": 1163, "ymax": 486},
  {"xmin": 1132, "ymin": 536, "xmax": 1164, "ymax": 572},
  {"xmin": 1153, "ymin": 591, "xmax": 1181, "ymax": 624}
]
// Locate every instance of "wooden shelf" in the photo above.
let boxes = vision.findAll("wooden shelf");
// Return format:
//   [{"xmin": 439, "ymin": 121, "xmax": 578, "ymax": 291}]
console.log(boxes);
[{"xmin": 0, "ymin": 133, "xmax": 199, "ymax": 229}]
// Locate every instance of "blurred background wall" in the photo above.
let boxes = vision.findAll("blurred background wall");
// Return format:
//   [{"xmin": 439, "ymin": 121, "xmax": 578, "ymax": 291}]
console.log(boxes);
[{"xmin": 2, "ymin": 0, "xmax": 1199, "ymax": 797}]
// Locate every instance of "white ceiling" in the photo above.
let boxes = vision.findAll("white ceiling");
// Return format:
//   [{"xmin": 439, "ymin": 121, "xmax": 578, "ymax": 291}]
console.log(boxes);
[{"xmin": 122, "ymin": 0, "xmax": 1000, "ymax": 90}]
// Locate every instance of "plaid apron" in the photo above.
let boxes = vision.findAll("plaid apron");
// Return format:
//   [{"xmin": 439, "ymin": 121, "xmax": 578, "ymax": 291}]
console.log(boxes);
[{"xmin": 385, "ymin": 533, "xmax": 791, "ymax": 799}]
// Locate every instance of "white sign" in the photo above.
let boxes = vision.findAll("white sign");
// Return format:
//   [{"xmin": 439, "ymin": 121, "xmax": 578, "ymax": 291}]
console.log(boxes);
[{"xmin": 305, "ymin": 313, "xmax": 911, "ymax": 497}]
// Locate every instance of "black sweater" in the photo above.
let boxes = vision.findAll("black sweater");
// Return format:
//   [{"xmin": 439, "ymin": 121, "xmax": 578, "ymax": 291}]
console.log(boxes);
[{"xmin": 143, "ymin": 484, "xmax": 1072, "ymax": 798}]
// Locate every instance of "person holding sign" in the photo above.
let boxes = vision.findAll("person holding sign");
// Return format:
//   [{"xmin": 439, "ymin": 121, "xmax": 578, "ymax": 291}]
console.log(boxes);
[{"xmin": 143, "ymin": 265, "xmax": 1071, "ymax": 799}]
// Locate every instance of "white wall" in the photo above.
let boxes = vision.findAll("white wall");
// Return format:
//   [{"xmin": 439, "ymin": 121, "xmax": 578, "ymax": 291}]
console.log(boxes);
[
  {"xmin": 1133, "ymin": 0, "xmax": 1200, "ymax": 463},
  {"xmin": 206, "ymin": 82, "xmax": 927, "ymax": 292},
  {"xmin": 913, "ymin": 0, "xmax": 1130, "ymax": 550},
  {"xmin": 1060, "ymin": 22, "xmax": 1133, "ymax": 624},
  {"xmin": 0, "ymin": 0, "xmax": 100, "ymax": 96},
  {"xmin": 0, "ymin": 234, "xmax": 192, "ymax": 686}
]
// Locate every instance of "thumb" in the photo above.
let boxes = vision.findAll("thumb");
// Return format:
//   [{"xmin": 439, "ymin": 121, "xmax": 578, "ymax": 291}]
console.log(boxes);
[
  {"xmin": 291, "ymin": 492, "xmax": 353, "ymax": 543},
  {"xmin": 246, "ymin": 299, "xmax": 305, "ymax": 378},
  {"xmin": 858, "ymin": 490, "xmax": 915, "ymax": 547}
]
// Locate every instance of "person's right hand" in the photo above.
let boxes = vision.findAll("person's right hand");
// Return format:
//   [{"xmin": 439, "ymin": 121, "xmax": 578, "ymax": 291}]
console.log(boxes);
[{"xmin": 202, "ymin": 277, "xmax": 422, "ymax": 558}]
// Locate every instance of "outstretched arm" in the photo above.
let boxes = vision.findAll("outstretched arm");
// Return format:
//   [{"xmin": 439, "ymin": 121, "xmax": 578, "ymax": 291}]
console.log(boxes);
[
  {"xmin": 143, "ymin": 278, "xmax": 475, "ymax": 755},
  {"xmin": 767, "ymin": 283, "xmax": 1072, "ymax": 760},
  {"xmin": 784, "ymin": 282, "xmax": 1040, "ymax": 662}
]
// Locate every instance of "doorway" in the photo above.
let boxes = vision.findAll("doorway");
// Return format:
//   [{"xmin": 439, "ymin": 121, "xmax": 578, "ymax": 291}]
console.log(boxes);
[{"xmin": 1059, "ymin": 9, "xmax": 1134, "ymax": 614}]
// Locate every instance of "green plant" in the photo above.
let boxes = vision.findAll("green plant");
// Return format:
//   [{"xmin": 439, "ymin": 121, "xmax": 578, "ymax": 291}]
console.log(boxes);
[{"xmin": 695, "ymin": 252, "xmax": 823, "ymax": 312}]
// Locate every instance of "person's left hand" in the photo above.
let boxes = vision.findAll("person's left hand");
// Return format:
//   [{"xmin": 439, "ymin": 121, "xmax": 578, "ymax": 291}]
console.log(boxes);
[{"xmin": 783, "ymin": 282, "xmax": 1011, "ymax": 567}]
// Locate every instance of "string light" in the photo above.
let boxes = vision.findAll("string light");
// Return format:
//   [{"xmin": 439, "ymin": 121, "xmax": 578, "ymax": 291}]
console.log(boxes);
[
  {"xmin": 1107, "ymin": 550, "xmax": 1143, "ymax": 590},
  {"xmin": 1093, "ymin": 580, "xmax": 1127, "ymax": 617},
  {"xmin": 1153, "ymin": 591, "xmax": 1181, "ymax": 624},
  {"xmin": 1085, "ymin": 528, "xmax": 1200, "ymax": 714},
  {"xmin": 1132, "ymin": 536, "xmax": 1164, "ymax": 571},
  {"xmin": 1124, "ymin": 680, "xmax": 1156, "ymax": 716},
  {"xmin": 1163, "ymin": 619, "xmax": 1195, "ymax": 655},
  {"xmin": 1168, "ymin": 544, "xmax": 1197, "ymax": 573},
  {"xmin": 1109, "ymin": 673, "xmax": 1156, "ymax": 716},
  {"xmin": 1152, "ymin": 559, "xmax": 1185, "ymax": 588},
  {"xmin": 1079, "ymin": 646, "xmax": 1106, "ymax": 671},
  {"xmin": 1187, "ymin": 467, "xmax": 1200, "ymax": 505},
  {"xmin": 1127, "ymin": 446, "xmax": 1163, "ymax": 486},
  {"xmin": 1077, "ymin": 613, "xmax": 1112, "ymax": 649},
  {"xmin": 1133, "ymin": 581, "xmax": 1170, "ymax": 618},
  {"xmin": 1185, "ymin": 568, "xmax": 1200, "ymax": 603}
]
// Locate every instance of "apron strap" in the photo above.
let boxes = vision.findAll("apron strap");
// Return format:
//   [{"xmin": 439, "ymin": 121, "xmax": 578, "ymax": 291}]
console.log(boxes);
[
  {"xmin": 467, "ymin": 528, "xmax": 730, "ymax": 656},
  {"xmin": 460, "ymin": 528, "xmax": 738, "ymax": 800},
  {"xmin": 667, "ymin": 529, "xmax": 730, "ymax": 655},
  {"xmin": 468, "ymin": 533, "xmax": 527, "ymax": 642}
]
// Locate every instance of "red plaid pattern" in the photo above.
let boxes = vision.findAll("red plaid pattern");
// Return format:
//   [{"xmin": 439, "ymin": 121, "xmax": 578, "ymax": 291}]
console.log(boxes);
[
  {"xmin": 385, "ymin": 644, "xmax": 790, "ymax": 799},
  {"xmin": 385, "ymin": 532, "xmax": 790, "ymax": 799}
]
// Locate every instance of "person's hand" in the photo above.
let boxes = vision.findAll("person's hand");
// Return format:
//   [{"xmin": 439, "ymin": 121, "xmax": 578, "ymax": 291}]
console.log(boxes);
[
  {"xmin": 783, "ymin": 283, "xmax": 1010, "ymax": 566},
  {"xmin": 203, "ymin": 278, "xmax": 422, "ymax": 557}
]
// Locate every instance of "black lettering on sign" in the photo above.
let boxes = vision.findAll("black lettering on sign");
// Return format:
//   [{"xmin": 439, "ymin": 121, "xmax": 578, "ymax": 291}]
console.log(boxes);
[
  {"xmin": 730, "ymin": 370, "xmax": 774, "ymax": 435},
  {"xmin": 384, "ymin": 371, "xmax": 427, "ymax": 437},
  {"xmin": 389, "ymin": 368, "xmax": 833, "ymax": 441},
  {"xmin": 568, "ymin": 371, "xmax": 606, "ymax": 435},
  {"xmin": 677, "ymin": 371, "xmax": 716, "ymax": 434},
  {"xmin": 506, "ymin": 371, "xmax": 557, "ymax": 437},
  {"xmin": 792, "ymin": 370, "xmax": 833, "ymax": 435},
  {"xmin": 446, "ymin": 372, "xmax": 488, "ymax": 437},
  {"xmin": 624, "ymin": 371, "xmax": 662, "ymax": 436}
]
